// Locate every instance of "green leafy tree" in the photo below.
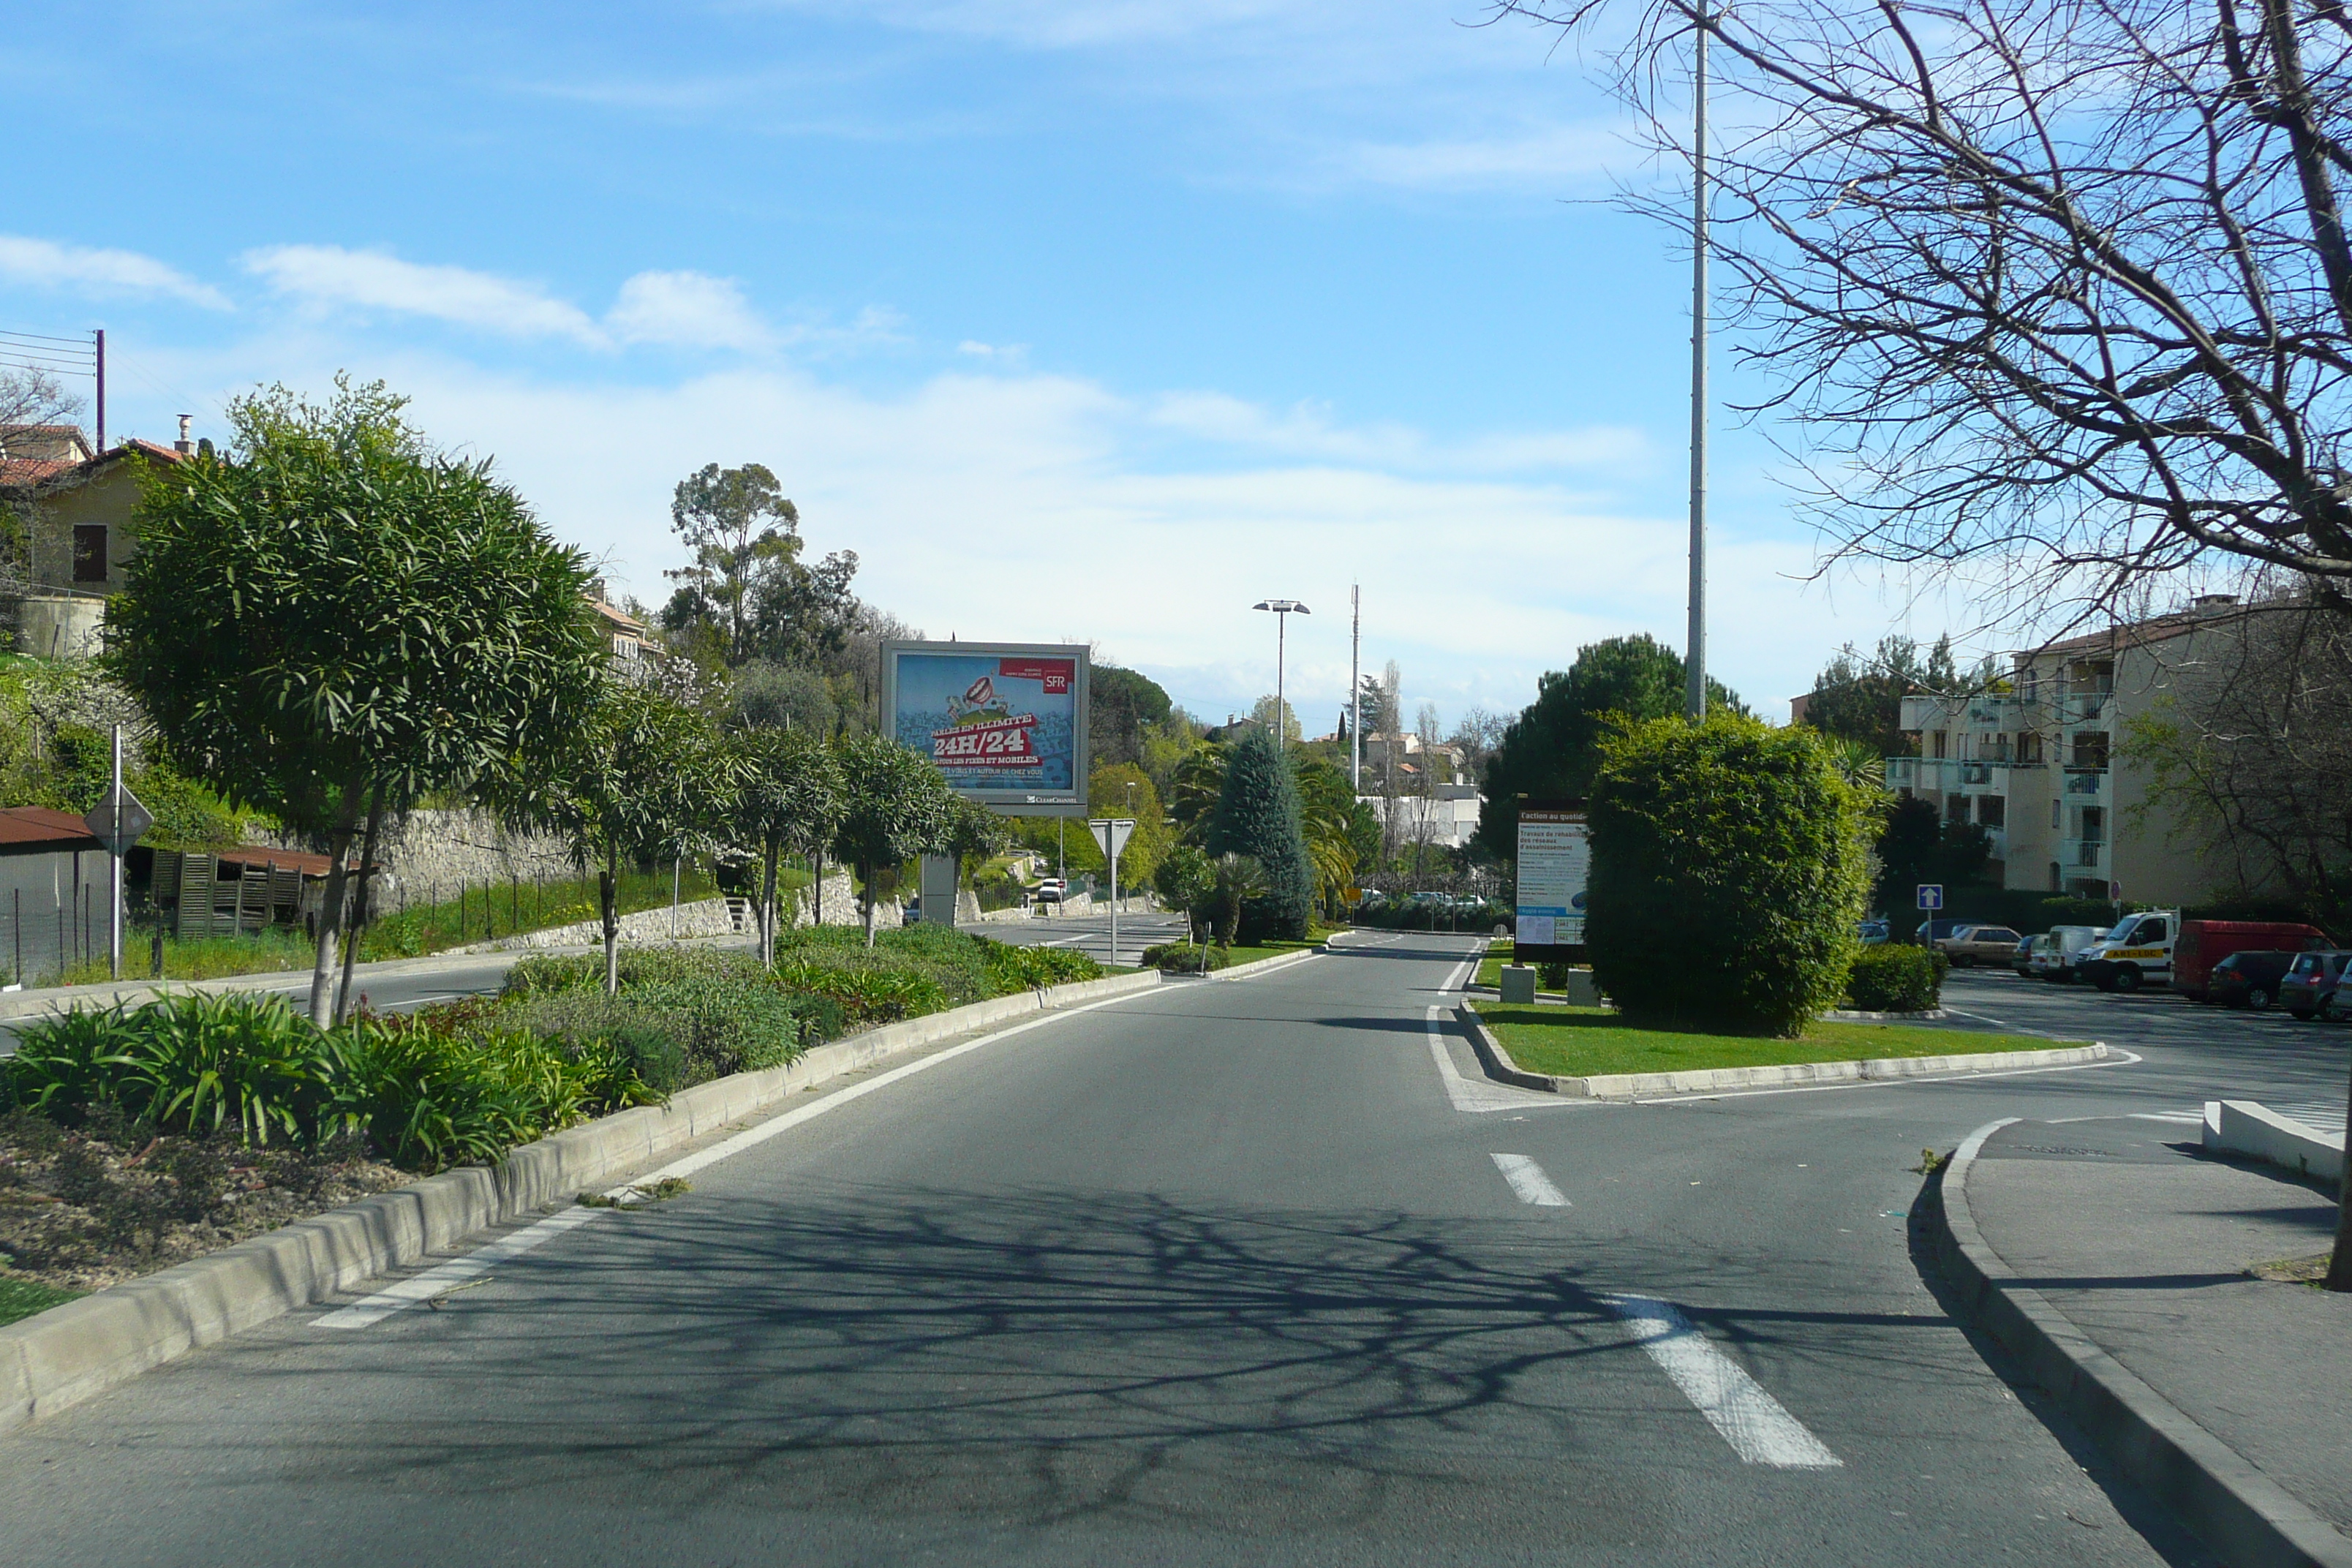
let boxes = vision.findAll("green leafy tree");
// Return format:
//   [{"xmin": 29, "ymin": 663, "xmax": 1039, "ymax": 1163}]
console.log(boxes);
[
  {"xmin": 1090, "ymin": 663, "xmax": 1174, "ymax": 769},
  {"xmin": 1208, "ymin": 725, "xmax": 1315, "ymax": 940},
  {"xmin": 1168, "ymin": 742, "xmax": 1227, "ymax": 845},
  {"xmin": 113, "ymin": 377, "xmax": 603, "ymax": 1024},
  {"xmin": 729, "ymin": 660, "xmax": 837, "ymax": 737},
  {"xmin": 943, "ymin": 795, "xmax": 1012, "ymax": 889},
  {"xmin": 660, "ymin": 463, "xmax": 860, "ymax": 668},
  {"xmin": 1803, "ymin": 634, "xmax": 1958, "ymax": 755},
  {"xmin": 1153, "ymin": 844, "xmax": 1217, "ymax": 940},
  {"xmin": 1586, "ymin": 714, "xmax": 1874, "ymax": 1036},
  {"xmin": 1474, "ymin": 636, "xmax": 1745, "ymax": 862},
  {"xmin": 515, "ymin": 682, "xmax": 715, "ymax": 994},
  {"xmin": 728, "ymin": 727, "xmax": 845, "ymax": 964},
  {"xmin": 1292, "ymin": 755, "xmax": 1377, "ymax": 911},
  {"xmin": 1204, "ymin": 853, "xmax": 1268, "ymax": 946},
  {"xmin": 830, "ymin": 734, "xmax": 956, "ymax": 946}
]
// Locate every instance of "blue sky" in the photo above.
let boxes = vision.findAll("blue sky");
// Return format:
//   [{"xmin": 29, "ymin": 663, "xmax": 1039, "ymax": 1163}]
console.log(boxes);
[{"xmin": 1, "ymin": 0, "xmax": 1975, "ymax": 732}]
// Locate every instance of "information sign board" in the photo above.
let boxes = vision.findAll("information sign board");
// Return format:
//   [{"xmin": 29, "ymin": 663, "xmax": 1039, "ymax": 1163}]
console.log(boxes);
[
  {"xmin": 1513, "ymin": 799, "xmax": 1589, "ymax": 965},
  {"xmin": 882, "ymin": 641, "xmax": 1090, "ymax": 815},
  {"xmin": 1915, "ymin": 883, "xmax": 1945, "ymax": 911}
]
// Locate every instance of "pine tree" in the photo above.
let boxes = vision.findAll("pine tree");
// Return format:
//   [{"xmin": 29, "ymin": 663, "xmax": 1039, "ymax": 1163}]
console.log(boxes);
[{"xmin": 1209, "ymin": 725, "xmax": 1315, "ymax": 940}]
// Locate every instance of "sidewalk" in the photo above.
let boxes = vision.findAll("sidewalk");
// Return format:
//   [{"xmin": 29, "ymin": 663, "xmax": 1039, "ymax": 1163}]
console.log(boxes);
[{"xmin": 1947, "ymin": 1113, "xmax": 2351, "ymax": 1565}]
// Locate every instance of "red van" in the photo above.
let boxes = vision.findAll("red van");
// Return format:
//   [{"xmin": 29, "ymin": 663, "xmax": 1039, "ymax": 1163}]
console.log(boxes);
[{"xmin": 2173, "ymin": 920, "xmax": 2335, "ymax": 1000}]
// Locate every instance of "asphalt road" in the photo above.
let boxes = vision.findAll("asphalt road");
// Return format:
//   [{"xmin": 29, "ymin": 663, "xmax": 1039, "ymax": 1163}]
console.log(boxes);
[
  {"xmin": 0, "ymin": 935, "xmax": 2342, "ymax": 1566},
  {"xmin": 957, "ymin": 907, "xmax": 1191, "ymax": 968}
]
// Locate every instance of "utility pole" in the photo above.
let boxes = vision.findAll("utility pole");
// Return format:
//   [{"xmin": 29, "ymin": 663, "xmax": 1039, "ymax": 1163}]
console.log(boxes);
[
  {"xmin": 1350, "ymin": 584, "xmax": 1362, "ymax": 791},
  {"xmin": 1685, "ymin": 10, "xmax": 1709, "ymax": 722},
  {"xmin": 94, "ymin": 329, "xmax": 106, "ymax": 455}
]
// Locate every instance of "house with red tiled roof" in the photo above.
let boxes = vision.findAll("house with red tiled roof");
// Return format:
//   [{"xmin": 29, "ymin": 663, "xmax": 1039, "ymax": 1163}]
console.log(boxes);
[{"xmin": 0, "ymin": 418, "xmax": 191, "ymax": 657}]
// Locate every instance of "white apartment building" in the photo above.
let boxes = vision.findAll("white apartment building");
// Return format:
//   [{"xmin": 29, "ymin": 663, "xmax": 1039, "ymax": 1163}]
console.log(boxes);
[{"xmin": 1886, "ymin": 598, "xmax": 2250, "ymax": 906}]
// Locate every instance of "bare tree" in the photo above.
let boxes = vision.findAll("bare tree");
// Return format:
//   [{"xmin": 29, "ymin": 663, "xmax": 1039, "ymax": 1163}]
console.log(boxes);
[
  {"xmin": 2126, "ymin": 588, "xmax": 2352, "ymax": 919},
  {"xmin": 0, "ymin": 367, "xmax": 88, "ymax": 589},
  {"xmin": 1501, "ymin": 0, "xmax": 2352, "ymax": 623}
]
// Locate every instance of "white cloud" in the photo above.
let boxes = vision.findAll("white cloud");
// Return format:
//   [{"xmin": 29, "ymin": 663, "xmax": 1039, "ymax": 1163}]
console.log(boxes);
[
  {"xmin": 1147, "ymin": 389, "xmax": 1646, "ymax": 475},
  {"xmin": 608, "ymin": 271, "xmax": 770, "ymax": 349},
  {"xmin": 1336, "ymin": 121, "xmax": 1628, "ymax": 190},
  {"xmin": 243, "ymin": 245, "xmax": 606, "ymax": 344},
  {"xmin": 0, "ymin": 235, "xmax": 230, "ymax": 309}
]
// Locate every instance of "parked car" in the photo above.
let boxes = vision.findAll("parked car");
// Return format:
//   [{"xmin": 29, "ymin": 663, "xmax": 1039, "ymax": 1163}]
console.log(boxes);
[
  {"xmin": 1858, "ymin": 919, "xmax": 1890, "ymax": 946},
  {"xmin": 2032, "ymin": 925, "xmax": 2105, "ymax": 982},
  {"xmin": 1936, "ymin": 925, "xmax": 2024, "ymax": 966},
  {"xmin": 2010, "ymin": 935, "xmax": 2039, "ymax": 977},
  {"xmin": 1914, "ymin": 918, "xmax": 1975, "ymax": 946},
  {"xmin": 2208, "ymin": 950, "xmax": 2299, "ymax": 1011},
  {"xmin": 2280, "ymin": 950, "xmax": 2352, "ymax": 1019},
  {"xmin": 1033, "ymin": 878, "xmax": 1066, "ymax": 905},
  {"xmin": 2171, "ymin": 919, "xmax": 2336, "ymax": 1000}
]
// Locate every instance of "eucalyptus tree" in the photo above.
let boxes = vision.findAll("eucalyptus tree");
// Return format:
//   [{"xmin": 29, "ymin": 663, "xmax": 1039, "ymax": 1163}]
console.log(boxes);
[
  {"xmin": 829, "ymin": 733, "xmax": 956, "ymax": 946},
  {"xmin": 510, "ymin": 679, "xmax": 714, "ymax": 995},
  {"xmin": 729, "ymin": 726, "xmax": 845, "ymax": 964},
  {"xmin": 113, "ymin": 377, "xmax": 603, "ymax": 1025}
]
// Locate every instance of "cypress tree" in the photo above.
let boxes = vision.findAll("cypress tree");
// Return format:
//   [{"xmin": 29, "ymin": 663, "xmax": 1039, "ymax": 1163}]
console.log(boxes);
[{"xmin": 1209, "ymin": 725, "xmax": 1316, "ymax": 939}]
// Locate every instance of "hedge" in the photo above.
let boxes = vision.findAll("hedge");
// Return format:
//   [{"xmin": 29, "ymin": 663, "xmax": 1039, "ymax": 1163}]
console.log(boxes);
[{"xmin": 1844, "ymin": 946, "xmax": 1947, "ymax": 1013}]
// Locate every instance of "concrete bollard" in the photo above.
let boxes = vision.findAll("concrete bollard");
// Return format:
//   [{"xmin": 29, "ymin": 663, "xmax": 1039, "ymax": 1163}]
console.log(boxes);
[{"xmin": 1500, "ymin": 965, "xmax": 1537, "ymax": 1004}]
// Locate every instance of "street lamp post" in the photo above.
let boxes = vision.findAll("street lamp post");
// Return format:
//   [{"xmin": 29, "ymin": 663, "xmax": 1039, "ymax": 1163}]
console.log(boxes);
[{"xmin": 1252, "ymin": 600, "xmax": 1309, "ymax": 751}]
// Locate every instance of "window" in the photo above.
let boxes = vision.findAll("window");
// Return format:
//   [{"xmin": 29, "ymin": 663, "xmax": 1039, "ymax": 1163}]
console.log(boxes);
[
  {"xmin": 1978, "ymin": 796, "xmax": 2006, "ymax": 829},
  {"xmin": 1947, "ymin": 794, "xmax": 1970, "ymax": 824},
  {"xmin": 2137, "ymin": 919, "xmax": 2168, "ymax": 943},
  {"xmin": 1932, "ymin": 730, "xmax": 1948, "ymax": 759},
  {"xmin": 2051, "ymin": 799, "xmax": 2062, "ymax": 829},
  {"xmin": 2071, "ymin": 731, "xmax": 2109, "ymax": 769},
  {"xmin": 72, "ymin": 525, "xmax": 108, "ymax": 584}
]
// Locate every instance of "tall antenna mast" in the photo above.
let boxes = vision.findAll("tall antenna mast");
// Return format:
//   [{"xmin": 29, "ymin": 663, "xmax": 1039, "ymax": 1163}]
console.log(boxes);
[
  {"xmin": 1685, "ymin": 8, "xmax": 1709, "ymax": 721},
  {"xmin": 1350, "ymin": 584, "xmax": 1362, "ymax": 791}
]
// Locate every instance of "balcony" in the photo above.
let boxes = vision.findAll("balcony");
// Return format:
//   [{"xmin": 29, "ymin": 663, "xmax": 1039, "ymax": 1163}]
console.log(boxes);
[
  {"xmin": 1885, "ymin": 755, "xmax": 2015, "ymax": 792},
  {"xmin": 2063, "ymin": 766, "xmax": 2108, "ymax": 796},
  {"xmin": 2062, "ymin": 836, "xmax": 2106, "ymax": 869}
]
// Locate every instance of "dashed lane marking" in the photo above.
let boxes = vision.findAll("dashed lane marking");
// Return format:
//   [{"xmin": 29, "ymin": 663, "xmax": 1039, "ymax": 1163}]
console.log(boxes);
[
  {"xmin": 1605, "ymin": 1294, "xmax": 1843, "ymax": 1470},
  {"xmin": 1489, "ymin": 1153, "xmax": 1569, "ymax": 1206}
]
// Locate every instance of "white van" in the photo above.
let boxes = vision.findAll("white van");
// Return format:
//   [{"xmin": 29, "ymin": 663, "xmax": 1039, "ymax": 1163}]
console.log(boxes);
[
  {"xmin": 2077, "ymin": 911, "xmax": 2180, "ymax": 992},
  {"xmin": 2029, "ymin": 925, "xmax": 2105, "ymax": 981}
]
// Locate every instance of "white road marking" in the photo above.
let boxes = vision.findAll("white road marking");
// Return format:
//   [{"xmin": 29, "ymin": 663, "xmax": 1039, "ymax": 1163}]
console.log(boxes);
[
  {"xmin": 314, "ymin": 1206, "xmax": 606, "ymax": 1328},
  {"xmin": 314, "ymin": 984, "xmax": 1160, "ymax": 1328},
  {"xmin": 1489, "ymin": 1153, "xmax": 1569, "ymax": 1206},
  {"xmin": 1423, "ymin": 1004, "xmax": 1573, "ymax": 1115},
  {"xmin": 1605, "ymin": 1294, "xmax": 1842, "ymax": 1469}
]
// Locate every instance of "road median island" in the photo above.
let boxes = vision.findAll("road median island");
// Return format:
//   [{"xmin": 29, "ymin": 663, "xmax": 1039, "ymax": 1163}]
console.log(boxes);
[
  {"xmin": 0, "ymin": 966, "xmax": 1164, "ymax": 1436},
  {"xmin": 1459, "ymin": 1001, "xmax": 2103, "ymax": 1098}
]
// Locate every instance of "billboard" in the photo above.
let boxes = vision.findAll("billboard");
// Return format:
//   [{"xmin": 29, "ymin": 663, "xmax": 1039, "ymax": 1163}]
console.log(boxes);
[
  {"xmin": 881, "ymin": 641, "xmax": 1090, "ymax": 815},
  {"xmin": 1513, "ymin": 799, "xmax": 1589, "ymax": 963}
]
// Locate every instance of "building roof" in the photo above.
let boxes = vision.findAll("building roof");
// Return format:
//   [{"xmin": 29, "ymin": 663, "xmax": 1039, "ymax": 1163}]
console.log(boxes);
[
  {"xmin": 213, "ymin": 845, "xmax": 338, "ymax": 877},
  {"xmin": 2020, "ymin": 598, "xmax": 2250, "ymax": 663},
  {"xmin": 590, "ymin": 598, "xmax": 648, "ymax": 637},
  {"xmin": 0, "ymin": 806, "xmax": 102, "ymax": 851},
  {"xmin": 0, "ymin": 437, "xmax": 184, "ymax": 496}
]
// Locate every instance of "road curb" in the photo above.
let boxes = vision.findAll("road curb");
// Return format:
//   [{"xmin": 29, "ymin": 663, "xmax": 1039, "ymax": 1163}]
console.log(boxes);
[
  {"xmin": 0, "ymin": 949, "xmax": 536, "ymax": 1023},
  {"xmin": 1929, "ymin": 1118, "xmax": 2352, "ymax": 1568},
  {"xmin": 0, "ymin": 967, "xmax": 1164, "ymax": 1436},
  {"xmin": 1454, "ymin": 1006, "xmax": 2106, "ymax": 1098}
]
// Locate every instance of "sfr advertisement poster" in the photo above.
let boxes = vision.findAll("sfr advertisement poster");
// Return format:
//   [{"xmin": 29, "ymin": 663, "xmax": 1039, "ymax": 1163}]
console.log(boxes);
[{"xmin": 886, "ymin": 644, "xmax": 1084, "ymax": 801}]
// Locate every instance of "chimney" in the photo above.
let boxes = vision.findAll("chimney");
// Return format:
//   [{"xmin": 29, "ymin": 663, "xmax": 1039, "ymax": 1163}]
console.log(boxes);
[
  {"xmin": 2191, "ymin": 593, "xmax": 2239, "ymax": 614},
  {"xmin": 175, "ymin": 415, "xmax": 194, "ymax": 456}
]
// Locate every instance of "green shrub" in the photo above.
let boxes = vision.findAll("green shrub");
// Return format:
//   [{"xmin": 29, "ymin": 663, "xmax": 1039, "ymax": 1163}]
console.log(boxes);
[
  {"xmin": 1587, "ymin": 714, "xmax": 1874, "ymax": 1037},
  {"xmin": 6, "ymin": 992, "xmax": 346, "ymax": 1147},
  {"xmin": 1844, "ymin": 946, "xmax": 1948, "ymax": 1012},
  {"xmin": 1141, "ymin": 941, "xmax": 1229, "ymax": 973}
]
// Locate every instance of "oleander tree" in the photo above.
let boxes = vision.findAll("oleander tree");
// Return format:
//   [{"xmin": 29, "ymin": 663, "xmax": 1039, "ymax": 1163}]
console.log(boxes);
[
  {"xmin": 726, "ymin": 726, "xmax": 845, "ymax": 965},
  {"xmin": 113, "ymin": 377, "xmax": 603, "ymax": 1025},
  {"xmin": 829, "ymin": 734, "xmax": 957, "ymax": 946}
]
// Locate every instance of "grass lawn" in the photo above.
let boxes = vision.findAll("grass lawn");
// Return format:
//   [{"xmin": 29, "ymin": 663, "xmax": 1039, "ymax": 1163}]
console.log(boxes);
[
  {"xmin": 1473, "ymin": 1003, "xmax": 2076, "ymax": 1079},
  {"xmin": 0, "ymin": 1275, "xmax": 83, "ymax": 1327}
]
